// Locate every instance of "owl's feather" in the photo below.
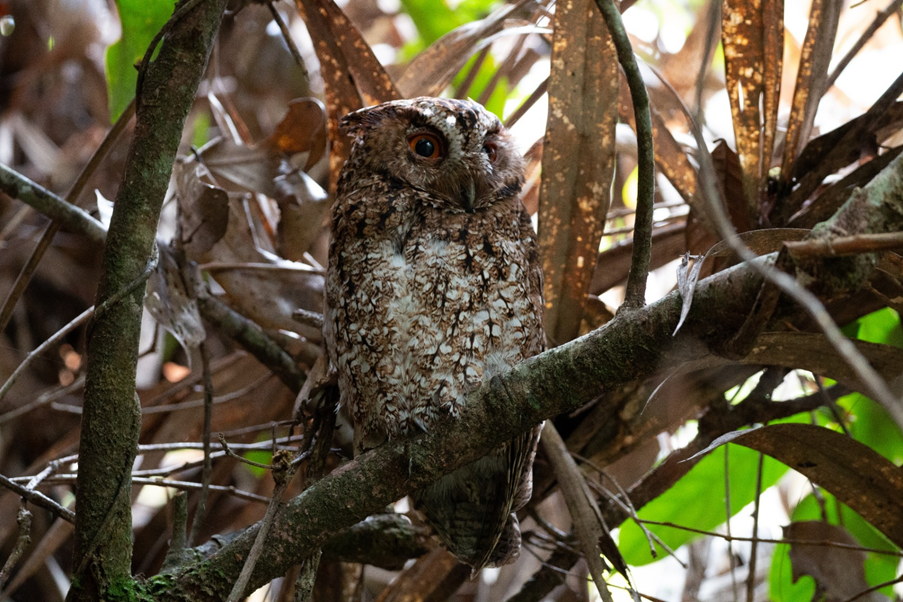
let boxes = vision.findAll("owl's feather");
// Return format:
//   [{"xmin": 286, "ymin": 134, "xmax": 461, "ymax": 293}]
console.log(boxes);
[{"xmin": 324, "ymin": 97, "xmax": 544, "ymax": 569}]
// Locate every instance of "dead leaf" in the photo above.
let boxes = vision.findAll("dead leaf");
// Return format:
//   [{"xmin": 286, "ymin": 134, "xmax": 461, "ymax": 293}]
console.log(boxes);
[
  {"xmin": 691, "ymin": 423, "xmax": 903, "ymax": 548},
  {"xmin": 784, "ymin": 521, "xmax": 880, "ymax": 602},
  {"xmin": 174, "ymin": 162, "xmax": 324, "ymax": 342},
  {"xmin": 145, "ymin": 245, "xmax": 205, "ymax": 353},
  {"xmin": 293, "ymin": 0, "xmax": 400, "ymax": 190},
  {"xmin": 176, "ymin": 163, "xmax": 229, "ymax": 256},
  {"xmin": 538, "ymin": 0, "xmax": 618, "ymax": 345},
  {"xmin": 781, "ymin": 0, "xmax": 842, "ymax": 178},
  {"xmin": 673, "ymin": 252, "xmax": 705, "ymax": 335},
  {"xmin": 396, "ymin": 0, "xmax": 541, "ymax": 98},
  {"xmin": 789, "ymin": 146, "xmax": 903, "ymax": 228},
  {"xmin": 742, "ymin": 332, "xmax": 903, "ymax": 411},
  {"xmin": 722, "ymin": 0, "xmax": 783, "ymax": 222}
]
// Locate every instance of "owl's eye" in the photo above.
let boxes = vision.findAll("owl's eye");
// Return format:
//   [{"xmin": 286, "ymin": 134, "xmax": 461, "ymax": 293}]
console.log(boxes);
[
  {"xmin": 408, "ymin": 133, "xmax": 444, "ymax": 160},
  {"xmin": 482, "ymin": 141, "xmax": 498, "ymax": 163}
]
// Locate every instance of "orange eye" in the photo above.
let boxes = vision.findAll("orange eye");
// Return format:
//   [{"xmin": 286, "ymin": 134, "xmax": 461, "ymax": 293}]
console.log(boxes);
[
  {"xmin": 408, "ymin": 133, "xmax": 444, "ymax": 160},
  {"xmin": 482, "ymin": 141, "xmax": 498, "ymax": 163}
]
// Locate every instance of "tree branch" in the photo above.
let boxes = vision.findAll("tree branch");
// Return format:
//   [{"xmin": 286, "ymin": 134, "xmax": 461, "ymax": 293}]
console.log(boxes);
[{"xmin": 69, "ymin": 1, "xmax": 228, "ymax": 600}]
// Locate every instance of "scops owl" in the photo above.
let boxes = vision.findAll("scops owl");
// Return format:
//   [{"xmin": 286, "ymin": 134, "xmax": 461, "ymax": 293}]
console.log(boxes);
[{"xmin": 324, "ymin": 97, "xmax": 545, "ymax": 569}]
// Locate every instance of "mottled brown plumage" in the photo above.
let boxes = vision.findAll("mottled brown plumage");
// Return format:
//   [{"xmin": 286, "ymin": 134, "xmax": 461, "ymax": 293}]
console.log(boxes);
[{"xmin": 324, "ymin": 97, "xmax": 544, "ymax": 569}]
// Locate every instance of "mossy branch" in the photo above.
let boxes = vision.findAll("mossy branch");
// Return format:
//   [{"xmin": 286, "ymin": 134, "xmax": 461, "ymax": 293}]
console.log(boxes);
[{"xmin": 68, "ymin": 1, "xmax": 228, "ymax": 600}]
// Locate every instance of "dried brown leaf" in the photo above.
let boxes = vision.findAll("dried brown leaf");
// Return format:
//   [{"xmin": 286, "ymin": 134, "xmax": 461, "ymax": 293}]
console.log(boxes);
[
  {"xmin": 396, "ymin": 0, "xmax": 541, "ymax": 98},
  {"xmin": 781, "ymin": 73, "xmax": 903, "ymax": 223},
  {"xmin": 790, "ymin": 145, "xmax": 903, "ymax": 228},
  {"xmin": 174, "ymin": 163, "xmax": 324, "ymax": 341},
  {"xmin": 781, "ymin": 0, "xmax": 842, "ymax": 178},
  {"xmin": 293, "ymin": 0, "xmax": 399, "ymax": 190},
  {"xmin": 692, "ymin": 424, "xmax": 903, "ymax": 548},
  {"xmin": 686, "ymin": 140, "xmax": 748, "ymax": 256},
  {"xmin": 265, "ymin": 98, "xmax": 328, "ymax": 171},
  {"xmin": 538, "ymin": 0, "xmax": 618, "ymax": 345},
  {"xmin": 145, "ymin": 245, "xmax": 206, "ymax": 352},
  {"xmin": 722, "ymin": 0, "xmax": 783, "ymax": 222},
  {"xmin": 784, "ymin": 521, "xmax": 876, "ymax": 602},
  {"xmin": 176, "ymin": 164, "xmax": 230, "ymax": 256},
  {"xmin": 742, "ymin": 332, "xmax": 903, "ymax": 407}
]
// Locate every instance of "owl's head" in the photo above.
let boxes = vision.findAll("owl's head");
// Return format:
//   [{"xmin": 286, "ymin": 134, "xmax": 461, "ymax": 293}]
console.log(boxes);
[{"xmin": 340, "ymin": 97, "xmax": 525, "ymax": 213}]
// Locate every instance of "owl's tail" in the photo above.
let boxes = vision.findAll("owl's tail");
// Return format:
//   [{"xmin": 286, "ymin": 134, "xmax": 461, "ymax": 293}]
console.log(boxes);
[{"xmin": 412, "ymin": 425, "xmax": 541, "ymax": 571}]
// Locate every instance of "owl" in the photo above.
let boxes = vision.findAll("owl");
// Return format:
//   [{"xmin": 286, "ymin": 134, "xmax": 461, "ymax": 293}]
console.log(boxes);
[{"xmin": 324, "ymin": 97, "xmax": 545, "ymax": 570}]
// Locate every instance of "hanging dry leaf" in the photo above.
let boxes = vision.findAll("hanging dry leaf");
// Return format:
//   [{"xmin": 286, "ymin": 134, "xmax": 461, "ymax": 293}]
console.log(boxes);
[
  {"xmin": 780, "ymin": 0, "xmax": 842, "ymax": 178},
  {"xmin": 783, "ymin": 521, "xmax": 880, "ymax": 602},
  {"xmin": 145, "ymin": 245, "xmax": 205, "ymax": 353},
  {"xmin": 538, "ymin": 0, "xmax": 618, "ymax": 345},
  {"xmin": 722, "ymin": 0, "xmax": 783, "ymax": 222}
]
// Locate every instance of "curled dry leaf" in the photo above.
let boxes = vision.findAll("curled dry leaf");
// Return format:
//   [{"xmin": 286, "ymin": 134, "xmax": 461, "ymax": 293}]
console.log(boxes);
[
  {"xmin": 145, "ymin": 245, "xmax": 206, "ymax": 354},
  {"xmin": 538, "ymin": 0, "xmax": 618, "ymax": 345},
  {"xmin": 174, "ymin": 162, "xmax": 324, "ymax": 342},
  {"xmin": 176, "ymin": 163, "xmax": 230, "ymax": 257},
  {"xmin": 690, "ymin": 423, "xmax": 903, "ymax": 548},
  {"xmin": 673, "ymin": 252, "xmax": 705, "ymax": 335},
  {"xmin": 783, "ymin": 521, "xmax": 879, "ymax": 602},
  {"xmin": 396, "ymin": 0, "xmax": 542, "ymax": 98}
]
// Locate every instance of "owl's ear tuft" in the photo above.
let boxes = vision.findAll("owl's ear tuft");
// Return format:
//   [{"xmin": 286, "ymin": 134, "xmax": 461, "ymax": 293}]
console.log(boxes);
[{"xmin": 339, "ymin": 107, "xmax": 381, "ymax": 140}]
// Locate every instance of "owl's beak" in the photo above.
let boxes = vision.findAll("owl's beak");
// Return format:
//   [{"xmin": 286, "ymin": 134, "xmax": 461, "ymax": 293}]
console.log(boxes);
[{"xmin": 460, "ymin": 178, "xmax": 476, "ymax": 213}]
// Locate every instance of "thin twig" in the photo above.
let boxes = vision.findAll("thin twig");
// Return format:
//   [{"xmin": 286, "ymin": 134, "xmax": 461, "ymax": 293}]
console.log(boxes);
[
  {"xmin": 593, "ymin": 0, "xmax": 655, "ymax": 309},
  {"xmin": 0, "ymin": 502, "xmax": 32, "ymax": 590},
  {"xmin": 724, "ymin": 445, "xmax": 738, "ymax": 602},
  {"xmin": 189, "ymin": 341, "xmax": 216, "ymax": 546},
  {"xmin": 825, "ymin": 0, "xmax": 903, "ymax": 91},
  {"xmin": 746, "ymin": 452, "xmax": 765, "ymax": 602},
  {"xmin": 637, "ymin": 519, "xmax": 903, "ymax": 557},
  {"xmin": 0, "ymin": 376, "xmax": 84, "ymax": 426},
  {"xmin": 0, "ymin": 474, "xmax": 74, "ymax": 523},
  {"xmin": 839, "ymin": 573, "xmax": 903, "ymax": 602},
  {"xmin": 267, "ymin": 1, "xmax": 309, "ymax": 81},
  {"xmin": 0, "ymin": 308, "xmax": 93, "ymax": 403},
  {"xmin": 0, "ymin": 164, "xmax": 106, "ymax": 245},
  {"xmin": 784, "ymin": 231, "xmax": 903, "ymax": 258},
  {"xmin": 141, "ymin": 374, "xmax": 273, "ymax": 414},
  {"xmin": 0, "ymin": 99, "xmax": 133, "ymax": 333},
  {"xmin": 227, "ymin": 451, "xmax": 298, "ymax": 602}
]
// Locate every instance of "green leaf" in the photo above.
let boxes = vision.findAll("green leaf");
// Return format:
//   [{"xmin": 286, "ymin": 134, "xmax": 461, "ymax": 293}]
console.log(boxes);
[
  {"xmin": 854, "ymin": 307, "xmax": 903, "ymax": 349},
  {"xmin": 840, "ymin": 392, "xmax": 903, "ymax": 464},
  {"xmin": 398, "ymin": 0, "xmax": 499, "ymax": 55},
  {"xmin": 243, "ymin": 449, "xmax": 272, "ymax": 478},
  {"xmin": 618, "ymin": 442, "xmax": 789, "ymax": 565},
  {"xmin": 105, "ymin": 0, "xmax": 176, "ymax": 122}
]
